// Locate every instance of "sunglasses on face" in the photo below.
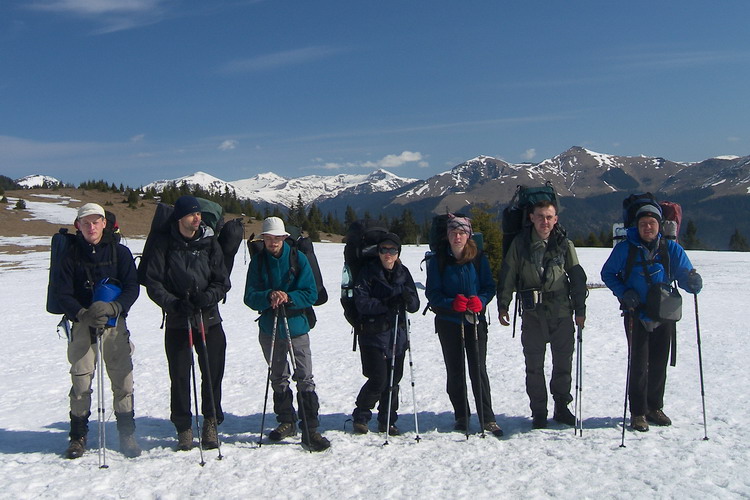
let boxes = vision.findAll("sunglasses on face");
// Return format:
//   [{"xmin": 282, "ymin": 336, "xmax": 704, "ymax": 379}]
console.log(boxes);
[{"xmin": 378, "ymin": 247, "xmax": 398, "ymax": 255}]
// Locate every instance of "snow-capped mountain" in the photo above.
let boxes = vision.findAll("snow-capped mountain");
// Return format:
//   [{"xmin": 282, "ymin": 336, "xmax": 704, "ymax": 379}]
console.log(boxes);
[
  {"xmin": 15, "ymin": 174, "xmax": 62, "ymax": 188},
  {"xmin": 145, "ymin": 169, "xmax": 418, "ymax": 208}
]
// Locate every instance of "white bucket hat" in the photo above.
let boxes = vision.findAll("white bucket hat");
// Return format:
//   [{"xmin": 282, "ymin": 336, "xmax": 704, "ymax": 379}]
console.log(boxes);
[{"xmin": 261, "ymin": 216, "xmax": 290, "ymax": 237}]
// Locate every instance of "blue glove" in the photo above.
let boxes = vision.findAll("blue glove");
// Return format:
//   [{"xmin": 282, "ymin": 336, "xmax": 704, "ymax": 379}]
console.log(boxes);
[
  {"xmin": 687, "ymin": 271, "xmax": 703, "ymax": 294},
  {"xmin": 621, "ymin": 289, "xmax": 640, "ymax": 310}
]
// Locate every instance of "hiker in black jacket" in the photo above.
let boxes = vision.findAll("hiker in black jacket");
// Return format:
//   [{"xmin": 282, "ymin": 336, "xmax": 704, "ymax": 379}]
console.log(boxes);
[
  {"xmin": 56, "ymin": 203, "xmax": 141, "ymax": 459},
  {"xmin": 350, "ymin": 233, "xmax": 420, "ymax": 436},
  {"xmin": 143, "ymin": 196, "xmax": 230, "ymax": 451}
]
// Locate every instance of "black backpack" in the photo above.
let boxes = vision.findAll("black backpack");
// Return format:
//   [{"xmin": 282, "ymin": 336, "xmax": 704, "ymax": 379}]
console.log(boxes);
[
  {"xmin": 47, "ymin": 210, "xmax": 120, "ymax": 316},
  {"xmin": 137, "ymin": 199, "xmax": 243, "ymax": 285},
  {"xmin": 340, "ymin": 220, "xmax": 389, "ymax": 329},
  {"xmin": 622, "ymin": 192, "xmax": 661, "ymax": 229},
  {"xmin": 501, "ymin": 182, "xmax": 557, "ymax": 258},
  {"xmin": 421, "ymin": 212, "xmax": 484, "ymax": 274},
  {"xmin": 247, "ymin": 226, "xmax": 328, "ymax": 328}
]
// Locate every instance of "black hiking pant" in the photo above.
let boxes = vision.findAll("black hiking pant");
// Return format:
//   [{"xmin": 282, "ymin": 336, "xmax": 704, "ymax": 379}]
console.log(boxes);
[
  {"xmin": 520, "ymin": 312, "xmax": 575, "ymax": 417},
  {"xmin": 165, "ymin": 322, "xmax": 226, "ymax": 432},
  {"xmin": 353, "ymin": 345, "xmax": 405, "ymax": 425},
  {"xmin": 624, "ymin": 313, "xmax": 672, "ymax": 416},
  {"xmin": 436, "ymin": 317, "xmax": 495, "ymax": 425}
]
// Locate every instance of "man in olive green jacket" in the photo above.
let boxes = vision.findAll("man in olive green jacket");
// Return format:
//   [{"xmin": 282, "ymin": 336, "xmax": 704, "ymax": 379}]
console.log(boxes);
[{"xmin": 497, "ymin": 200, "xmax": 587, "ymax": 429}]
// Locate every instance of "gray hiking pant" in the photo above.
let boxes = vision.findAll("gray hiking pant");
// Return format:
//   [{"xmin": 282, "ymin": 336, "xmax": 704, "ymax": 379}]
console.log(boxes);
[{"xmin": 68, "ymin": 320, "xmax": 135, "ymax": 418}]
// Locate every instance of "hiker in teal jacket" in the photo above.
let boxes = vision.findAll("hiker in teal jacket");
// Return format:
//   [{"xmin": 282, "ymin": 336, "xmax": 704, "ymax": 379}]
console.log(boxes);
[{"xmin": 243, "ymin": 217, "xmax": 330, "ymax": 452}]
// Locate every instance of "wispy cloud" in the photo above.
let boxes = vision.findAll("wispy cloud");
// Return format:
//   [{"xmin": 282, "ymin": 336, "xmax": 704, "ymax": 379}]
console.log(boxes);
[
  {"xmin": 218, "ymin": 139, "xmax": 238, "ymax": 151},
  {"xmin": 318, "ymin": 151, "xmax": 427, "ymax": 171},
  {"xmin": 26, "ymin": 0, "xmax": 172, "ymax": 33},
  {"xmin": 520, "ymin": 148, "xmax": 536, "ymax": 161},
  {"xmin": 218, "ymin": 45, "xmax": 345, "ymax": 74},
  {"xmin": 611, "ymin": 47, "xmax": 750, "ymax": 71}
]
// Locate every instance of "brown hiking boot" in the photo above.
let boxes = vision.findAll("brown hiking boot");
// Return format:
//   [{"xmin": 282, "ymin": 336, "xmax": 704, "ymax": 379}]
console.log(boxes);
[
  {"xmin": 177, "ymin": 428, "xmax": 194, "ymax": 451},
  {"xmin": 65, "ymin": 436, "xmax": 87, "ymax": 459},
  {"xmin": 201, "ymin": 418, "xmax": 219, "ymax": 449},
  {"xmin": 269, "ymin": 422, "xmax": 297, "ymax": 441},
  {"xmin": 378, "ymin": 422, "xmax": 400, "ymax": 436},
  {"xmin": 483, "ymin": 421, "xmax": 504, "ymax": 437},
  {"xmin": 119, "ymin": 432, "xmax": 142, "ymax": 458},
  {"xmin": 302, "ymin": 430, "xmax": 331, "ymax": 452},
  {"xmin": 631, "ymin": 415, "xmax": 649, "ymax": 432},
  {"xmin": 646, "ymin": 409, "xmax": 672, "ymax": 427},
  {"xmin": 352, "ymin": 421, "xmax": 369, "ymax": 434}
]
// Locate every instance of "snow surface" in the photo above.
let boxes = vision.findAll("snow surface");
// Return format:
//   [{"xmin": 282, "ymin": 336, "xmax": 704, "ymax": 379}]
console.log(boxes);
[{"xmin": 1, "ymin": 205, "xmax": 748, "ymax": 498}]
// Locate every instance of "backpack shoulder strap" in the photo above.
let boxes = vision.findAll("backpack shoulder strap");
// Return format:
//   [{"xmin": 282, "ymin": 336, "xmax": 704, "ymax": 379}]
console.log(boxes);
[{"xmin": 622, "ymin": 243, "xmax": 639, "ymax": 283}]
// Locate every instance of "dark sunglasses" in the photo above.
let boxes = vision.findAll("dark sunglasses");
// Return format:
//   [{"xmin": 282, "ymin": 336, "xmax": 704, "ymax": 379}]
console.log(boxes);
[{"xmin": 378, "ymin": 247, "xmax": 398, "ymax": 255}]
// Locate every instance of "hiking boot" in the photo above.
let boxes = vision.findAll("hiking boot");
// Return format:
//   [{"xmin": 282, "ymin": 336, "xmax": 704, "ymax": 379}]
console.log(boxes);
[
  {"xmin": 269, "ymin": 422, "xmax": 297, "ymax": 441},
  {"xmin": 201, "ymin": 418, "xmax": 219, "ymax": 450},
  {"xmin": 65, "ymin": 436, "xmax": 87, "ymax": 459},
  {"xmin": 119, "ymin": 432, "xmax": 142, "ymax": 458},
  {"xmin": 177, "ymin": 428, "xmax": 194, "ymax": 451},
  {"xmin": 352, "ymin": 421, "xmax": 369, "ymax": 435},
  {"xmin": 378, "ymin": 422, "xmax": 400, "ymax": 436},
  {"xmin": 646, "ymin": 409, "xmax": 672, "ymax": 427},
  {"xmin": 454, "ymin": 417, "xmax": 468, "ymax": 432},
  {"xmin": 631, "ymin": 415, "xmax": 649, "ymax": 432},
  {"xmin": 302, "ymin": 430, "xmax": 331, "ymax": 452},
  {"xmin": 483, "ymin": 421, "xmax": 504, "ymax": 438},
  {"xmin": 553, "ymin": 404, "xmax": 576, "ymax": 426},
  {"xmin": 532, "ymin": 414, "xmax": 548, "ymax": 429}
]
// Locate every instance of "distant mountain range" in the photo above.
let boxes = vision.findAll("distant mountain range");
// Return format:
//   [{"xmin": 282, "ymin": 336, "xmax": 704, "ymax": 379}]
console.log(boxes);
[{"xmin": 13, "ymin": 146, "xmax": 750, "ymax": 249}]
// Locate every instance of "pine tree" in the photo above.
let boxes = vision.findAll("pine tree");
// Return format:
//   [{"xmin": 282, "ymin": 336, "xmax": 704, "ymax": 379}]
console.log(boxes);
[
  {"xmin": 469, "ymin": 204, "xmax": 503, "ymax": 277},
  {"xmin": 729, "ymin": 228, "xmax": 750, "ymax": 252},
  {"xmin": 344, "ymin": 205, "xmax": 357, "ymax": 227},
  {"xmin": 682, "ymin": 220, "xmax": 704, "ymax": 250}
]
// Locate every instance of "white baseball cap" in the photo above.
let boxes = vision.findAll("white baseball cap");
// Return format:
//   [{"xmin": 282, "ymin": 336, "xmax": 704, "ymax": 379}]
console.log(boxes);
[{"xmin": 77, "ymin": 203, "xmax": 105, "ymax": 220}]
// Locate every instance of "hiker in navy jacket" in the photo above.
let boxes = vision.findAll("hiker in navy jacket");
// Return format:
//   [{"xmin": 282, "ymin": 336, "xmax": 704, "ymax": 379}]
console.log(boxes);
[
  {"xmin": 56, "ymin": 203, "xmax": 141, "ymax": 459},
  {"xmin": 601, "ymin": 205, "xmax": 703, "ymax": 432},
  {"xmin": 350, "ymin": 233, "xmax": 419, "ymax": 436},
  {"xmin": 425, "ymin": 214, "xmax": 503, "ymax": 437}
]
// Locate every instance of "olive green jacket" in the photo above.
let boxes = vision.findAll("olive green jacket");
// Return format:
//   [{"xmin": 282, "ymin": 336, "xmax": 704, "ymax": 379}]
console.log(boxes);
[{"xmin": 497, "ymin": 226, "xmax": 587, "ymax": 318}]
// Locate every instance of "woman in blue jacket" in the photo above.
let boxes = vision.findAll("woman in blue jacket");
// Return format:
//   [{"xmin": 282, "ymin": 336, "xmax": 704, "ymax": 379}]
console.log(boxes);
[
  {"xmin": 601, "ymin": 205, "xmax": 703, "ymax": 432},
  {"xmin": 425, "ymin": 214, "xmax": 503, "ymax": 437},
  {"xmin": 351, "ymin": 233, "xmax": 420, "ymax": 436}
]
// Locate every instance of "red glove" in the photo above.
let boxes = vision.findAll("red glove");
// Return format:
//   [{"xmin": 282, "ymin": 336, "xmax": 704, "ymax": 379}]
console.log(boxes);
[
  {"xmin": 466, "ymin": 295, "xmax": 482, "ymax": 313},
  {"xmin": 452, "ymin": 294, "xmax": 469, "ymax": 312}
]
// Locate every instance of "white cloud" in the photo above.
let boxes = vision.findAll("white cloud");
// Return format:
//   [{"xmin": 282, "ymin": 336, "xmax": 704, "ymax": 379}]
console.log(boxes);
[
  {"xmin": 218, "ymin": 46, "xmax": 344, "ymax": 74},
  {"xmin": 727, "ymin": 136, "xmax": 741, "ymax": 143},
  {"xmin": 130, "ymin": 133, "xmax": 145, "ymax": 143},
  {"xmin": 27, "ymin": 0, "xmax": 171, "ymax": 33},
  {"xmin": 318, "ymin": 151, "xmax": 426, "ymax": 171},
  {"xmin": 218, "ymin": 139, "xmax": 238, "ymax": 151},
  {"xmin": 521, "ymin": 148, "xmax": 536, "ymax": 161}
]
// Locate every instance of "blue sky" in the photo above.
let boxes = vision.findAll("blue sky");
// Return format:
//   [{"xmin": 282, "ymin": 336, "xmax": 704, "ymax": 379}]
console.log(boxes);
[{"xmin": 1, "ymin": 1, "xmax": 749, "ymax": 187}]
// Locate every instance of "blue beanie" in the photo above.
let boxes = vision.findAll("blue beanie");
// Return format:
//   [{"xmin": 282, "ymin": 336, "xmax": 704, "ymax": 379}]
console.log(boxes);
[{"xmin": 173, "ymin": 196, "xmax": 201, "ymax": 220}]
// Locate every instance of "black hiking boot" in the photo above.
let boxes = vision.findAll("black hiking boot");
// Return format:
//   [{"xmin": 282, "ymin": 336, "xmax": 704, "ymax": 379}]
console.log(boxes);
[
  {"xmin": 454, "ymin": 417, "xmax": 468, "ymax": 432},
  {"xmin": 177, "ymin": 428, "xmax": 194, "ymax": 451},
  {"xmin": 483, "ymin": 421, "xmax": 504, "ymax": 437},
  {"xmin": 201, "ymin": 418, "xmax": 219, "ymax": 449},
  {"xmin": 269, "ymin": 422, "xmax": 297, "ymax": 441},
  {"xmin": 532, "ymin": 413, "xmax": 548, "ymax": 429},
  {"xmin": 378, "ymin": 422, "xmax": 400, "ymax": 436},
  {"xmin": 646, "ymin": 409, "xmax": 672, "ymax": 427},
  {"xmin": 302, "ymin": 430, "xmax": 331, "ymax": 452},
  {"xmin": 65, "ymin": 436, "xmax": 87, "ymax": 459},
  {"xmin": 553, "ymin": 403, "xmax": 576, "ymax": 426}
]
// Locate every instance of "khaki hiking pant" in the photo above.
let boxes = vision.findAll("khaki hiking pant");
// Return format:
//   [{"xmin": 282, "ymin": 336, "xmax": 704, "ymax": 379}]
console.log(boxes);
[{"xmin": 68, "ymin": 319, "xmax": 135, "ymax": 418}]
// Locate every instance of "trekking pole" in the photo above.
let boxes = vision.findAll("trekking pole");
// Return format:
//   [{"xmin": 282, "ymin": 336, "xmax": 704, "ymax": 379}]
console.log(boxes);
[
  {"xmin": 257, "ymin": 309, "xmax": 279, "ymax": 447},
  {"xmin": 620, "ymin": 311, "xmax": 634, "ymax": 448},
  {"xmin": 197, "ymin": 311, "xmax": 223, "ymax": 459},
  {"xmin": 187, "ymin": 316, "xmax": 206, "ymax": 466},
  {"xmin": 471, "ymin": 312, "xmax": 486, "ymax": 438},
  {"xmin": 404, "ymin": 311, "xmax": 421, "ymax": 443},
  {"xmin": 96, "ymin": 328, "xmax": 109, "ymax": 469},
  {"xmin": 383, "ymin": 311, "xmax": 400, "ymax": 446},
  {"xmin": 574, "ymin": 324, "xmax": 583, "ymax": 437},
  {"xmin": 459, "ymin": 319, "xmax": 469, "ymax": 440},
  {"xmin": 693, "ymin": 292, "xmax": 709, "ymax": 441},
  {"xmin": 280, "ymin": 306, "xmax": 312, "ymax": 453},
  {"xmin": 512, "ymin": 294, "xmax": 519, "ymax": 338}
]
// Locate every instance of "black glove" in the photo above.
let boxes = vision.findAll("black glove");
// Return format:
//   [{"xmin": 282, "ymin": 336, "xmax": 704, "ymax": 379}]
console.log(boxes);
[
  {"xmin": 173, "ymin": 298, "xmax": 195, "ymax": 316},
  {"xmin": 621, "ymin": 289, "xmax": 640, "ymax": 310},
  {"xmin": 687, "ymin": 271, "xmax": 703, "ymax": 294},
  {"xmin": 191, "ymin": 291, "xmax": 212, "ymax": 310},
  {"xmin": 387, "ymin": 294, "xmax": 404, "ymax": 309}
]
